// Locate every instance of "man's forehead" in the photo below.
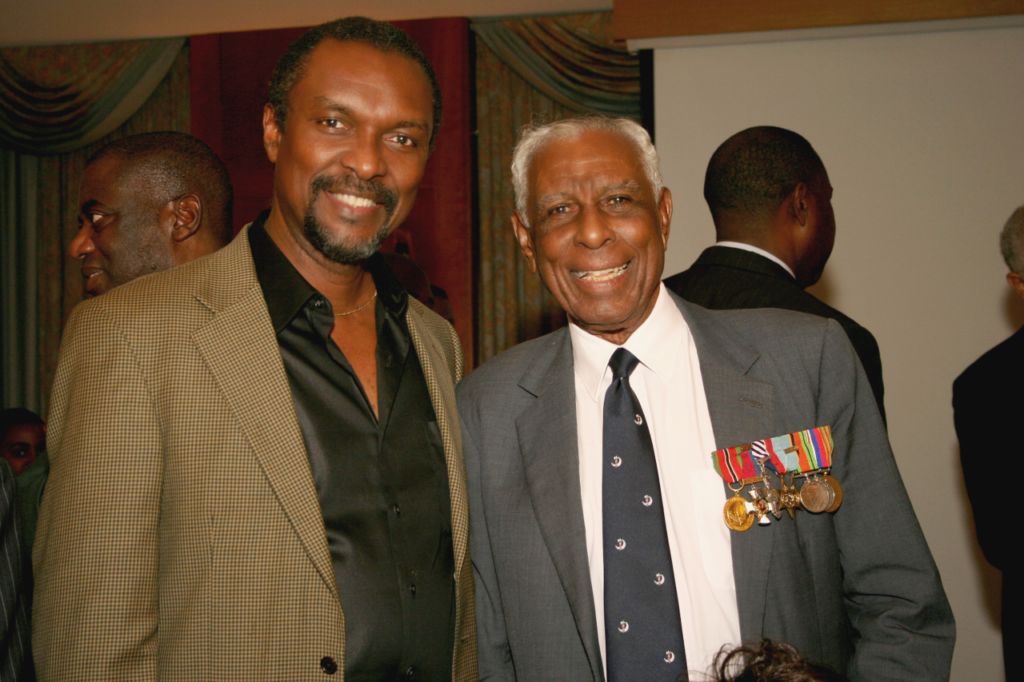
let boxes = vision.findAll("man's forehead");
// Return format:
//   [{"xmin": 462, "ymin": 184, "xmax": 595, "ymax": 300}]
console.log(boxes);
[
  {"xmin": 298, "ymin": 40, "xmax": 430, "ymax": 97},
  {"xmin": 529, "ymin": 133, "xmax": 649, "ymax": 194},
  {"xmin": 79, "ymin": 158, "xmax": 125, "ymax": 206}
]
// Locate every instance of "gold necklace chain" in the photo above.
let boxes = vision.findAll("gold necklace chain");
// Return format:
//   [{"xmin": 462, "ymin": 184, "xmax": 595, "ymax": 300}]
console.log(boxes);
[{"xmin": 334, "ymin": 290, "xmax": 377, "ymax": 316}]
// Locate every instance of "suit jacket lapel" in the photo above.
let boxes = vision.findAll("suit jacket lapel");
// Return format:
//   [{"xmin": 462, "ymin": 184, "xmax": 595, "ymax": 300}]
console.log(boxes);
[
  {"xmin": 672, "ymin": 293, "xmax": 776, "ymax": 642},
  {"xmin": 405, "ymin": 305, "xmax": 469, "ymax": 591},
  {"xmin": 516, "ymin": 330, "xmax": 604, "ymax": 682},
  {"xmin": 191, "ymin": 229, "xmax": 339, "ymax": 604}
]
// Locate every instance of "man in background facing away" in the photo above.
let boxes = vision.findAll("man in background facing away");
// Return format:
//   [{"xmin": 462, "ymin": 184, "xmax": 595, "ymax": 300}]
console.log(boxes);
[
  {"xmin": 952, "ymin": 203, "xmax": 1024, "ymax": 682},
  {"xmin": 69, "ymin": 131, "xmax": 233, "ymax": 297},
  {"xmin": 664, "ymin": 127, "xmax": 885, "ymax": 423},
  {"xmin": 35, "ymin": 17, "xmax": 475, "ymax": 681}
]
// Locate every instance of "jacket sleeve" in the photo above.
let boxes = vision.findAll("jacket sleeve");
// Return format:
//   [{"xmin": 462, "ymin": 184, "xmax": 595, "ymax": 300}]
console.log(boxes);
[
  {"xmin": 33, "ymin": 303, "xmax": 162, "ymax": 681},
  {"xmin": 818, "ymin": 319, "xmax": 955, "ymax": 681}
]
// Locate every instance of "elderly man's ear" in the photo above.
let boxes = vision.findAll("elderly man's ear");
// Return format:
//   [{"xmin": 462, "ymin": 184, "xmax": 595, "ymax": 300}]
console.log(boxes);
[
  {"xmin": 162, "ymin": 194, "xmax": 203, "ymax": 243},
  {"xmin": 657, "ymin": 187, "xmax": 673, "ymax": 249},
  {"xmin": 511, "ymin": 211, "xmax": 538, "ymax": 274}
]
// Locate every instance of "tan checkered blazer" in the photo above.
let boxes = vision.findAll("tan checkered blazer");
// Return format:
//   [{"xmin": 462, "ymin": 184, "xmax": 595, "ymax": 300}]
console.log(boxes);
[{"xmin": 33, "ymin": 228, "xmax": 477, "ymax": 681}]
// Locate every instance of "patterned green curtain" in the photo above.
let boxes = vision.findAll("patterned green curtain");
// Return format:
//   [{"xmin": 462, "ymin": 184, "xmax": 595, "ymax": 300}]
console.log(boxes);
[
  {"xmin": 0, "ymin": 43, "xmax": 190, "ymax": 415},
  {"xmin": 472, "ymin": 12, "xmax": 640, "ymax": 364}
]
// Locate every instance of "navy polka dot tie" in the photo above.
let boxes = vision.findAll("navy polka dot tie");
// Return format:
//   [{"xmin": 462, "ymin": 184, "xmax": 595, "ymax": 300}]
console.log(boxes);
[{"xmin": 603, "ymin": 348, "xmax": 687, "ymax": 681}]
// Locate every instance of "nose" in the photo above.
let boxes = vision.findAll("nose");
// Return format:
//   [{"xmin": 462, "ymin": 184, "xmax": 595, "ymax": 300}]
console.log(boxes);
[
  {"xmin": 574, "ymin": 206, "xmax": 615, "ymax": 250},
  {"xmin": 69, "ymin": 225, "xmax": 95, "ymax": 260},
  {"xmin": 341, "ymin": 132, "xmax": 387, "ymax": 181}
]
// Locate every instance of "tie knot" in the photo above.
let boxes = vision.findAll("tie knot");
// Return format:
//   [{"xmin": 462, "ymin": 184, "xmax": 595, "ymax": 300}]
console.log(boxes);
[{"xmin": 609, "ymin": 347, "xmax": 639, "ymax": 380}]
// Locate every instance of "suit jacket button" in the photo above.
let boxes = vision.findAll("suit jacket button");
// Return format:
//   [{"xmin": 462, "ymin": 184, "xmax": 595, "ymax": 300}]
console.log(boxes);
[{"xmin": 320, "ymin": 656, "xmax": 338, "ymax": 674}]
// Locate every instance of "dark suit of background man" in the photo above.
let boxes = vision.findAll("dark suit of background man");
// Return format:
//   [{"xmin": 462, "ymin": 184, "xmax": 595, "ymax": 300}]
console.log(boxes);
[
  {"xmin": 664, "ymin": 126, "xmax": 885, "ymax": 423},
  {"xmin": 458, "ymin": 116, "xmax": 952, "ymax": 682},
  {"xmin": 953, "ymin": 203, "xmax": 1024, "ymax": 682},
  {"xmin": 35, "ymin": 17, "xmax": 476, "ymax": 681},
  {"xmin": 69, "ymin": 131, "xmax": 234, "ymax": 297}
]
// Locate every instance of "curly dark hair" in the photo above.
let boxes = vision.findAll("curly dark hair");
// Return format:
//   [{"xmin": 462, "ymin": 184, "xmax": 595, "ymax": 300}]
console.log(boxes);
[
  {"xmin": 266, "ymin": 16, "xmax": 443, "ymax": 152},
  {"xmin": 696, "ymin": 640, "xmax": 850, "ymax": 682}
]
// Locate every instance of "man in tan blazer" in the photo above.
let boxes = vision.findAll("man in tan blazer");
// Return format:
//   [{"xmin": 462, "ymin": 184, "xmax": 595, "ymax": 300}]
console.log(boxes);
[{"xmin": 34, "ymin": 17, "xmax": 476, "ymax": 681}]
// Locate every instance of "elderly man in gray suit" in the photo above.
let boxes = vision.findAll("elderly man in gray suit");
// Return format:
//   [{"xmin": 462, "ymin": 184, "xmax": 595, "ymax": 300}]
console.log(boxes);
[{"xmin": 457, "ymin": 117, "xmax": 954, "ymax": 682}]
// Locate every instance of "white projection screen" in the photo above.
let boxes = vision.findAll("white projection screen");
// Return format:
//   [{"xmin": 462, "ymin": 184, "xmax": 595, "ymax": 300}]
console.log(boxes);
[{"xmin": 654, "ymin": 22, "xmax": 1024, "ymax": 682}]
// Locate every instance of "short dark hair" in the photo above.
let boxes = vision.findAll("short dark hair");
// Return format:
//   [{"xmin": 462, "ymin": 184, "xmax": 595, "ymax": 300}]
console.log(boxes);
[
  {"xmin": 1, "ymin": 408, "xmax": 44, "ymax": 440},
  {"xmin": 704, "ymin": 126, "xmax": 826, "ymax": 224},
  {"xmin": 266, "ymin": 16, "xmax": 443, "ymax": 152},
  {"xmin": 87, "ymin": 132, "xmax": 234, "ymax": 245}
]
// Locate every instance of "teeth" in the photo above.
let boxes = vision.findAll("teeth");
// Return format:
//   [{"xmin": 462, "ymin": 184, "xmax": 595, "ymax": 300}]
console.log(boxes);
[
  {"xmin": 572, "ymin": 263, "xmax": 629, "ymax": 281},
  {"xmin": 331, "ymin": 193, "xmax": 376, "ymax": 208}
]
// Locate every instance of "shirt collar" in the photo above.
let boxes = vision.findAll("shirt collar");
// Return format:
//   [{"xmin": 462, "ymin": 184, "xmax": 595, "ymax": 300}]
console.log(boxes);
[
  {"xmin": 569, "ymin": 283, "xmax": 688, "ymax": 402},
  {"xmin": 714, "ymin": 241, "xmax": 796, "ymax": 279},
  {"xmin": 248, "ymin": 210, "xmax": 409, "ymax": 334}
]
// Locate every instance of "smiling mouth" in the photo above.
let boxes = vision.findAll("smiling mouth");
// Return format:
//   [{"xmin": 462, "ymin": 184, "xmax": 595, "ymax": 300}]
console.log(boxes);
[
  {"xmin": 330, "ymin": 192, "xmax": 378, "ymax": 209},
  {"xmin": 572, "ymin": 262, "xmax": 630, "ymax": 281}
]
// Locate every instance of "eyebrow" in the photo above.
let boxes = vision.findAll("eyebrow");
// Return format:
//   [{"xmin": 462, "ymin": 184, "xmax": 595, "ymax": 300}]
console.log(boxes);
[
  {"xmin": 311, "ymin": 97, "xmax": 429, "ymax": 132},
  {"xmin": 534, "ymin": 180, "xmax": 645, "ymax": 207}
]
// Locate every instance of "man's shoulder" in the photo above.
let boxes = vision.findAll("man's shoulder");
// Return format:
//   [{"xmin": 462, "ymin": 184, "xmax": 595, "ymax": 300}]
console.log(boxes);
[
  {"xmin": 67, "ymin": 231, "xmax": 253, "ymax": 334},
  {"xmin": 681, "ymin": 293, "xmax": 833, "ymax": 343},
  {"xmin": 666, "ymin": 248, "xmax": 875, "ymax": 340},
  {"xmin": 955, "ymin": 325, "xmax": 1024, "ymax": 391},
  {"xmin": 458, "ymin": 329, "xmax": 568, "ymax": 398}
]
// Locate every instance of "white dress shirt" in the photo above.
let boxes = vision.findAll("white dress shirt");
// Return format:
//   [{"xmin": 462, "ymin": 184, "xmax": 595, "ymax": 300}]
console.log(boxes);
[
  {"xmin": 713, "ymin": 241, "xmax": 796, "ymax": 278},
  {"xmin": 570, "ymin": 283, "xmax": 742, "ymax": 677}
]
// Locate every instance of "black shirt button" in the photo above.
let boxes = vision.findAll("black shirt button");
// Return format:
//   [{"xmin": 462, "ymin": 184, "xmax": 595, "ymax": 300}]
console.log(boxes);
[
  {"xmin": 393, "ymin": 503, "xmax": 401, "ymax": 517},
  {"xmin": 410, "ymin": 583, "xmax": 417, "ymax": 597},
  {"xmin": 320, "ymin": 656, "xmax": 338, "ymax": 674},
  {"xmin": 404, "ymin": 667, "xmax": 415, "ymax": 678}
]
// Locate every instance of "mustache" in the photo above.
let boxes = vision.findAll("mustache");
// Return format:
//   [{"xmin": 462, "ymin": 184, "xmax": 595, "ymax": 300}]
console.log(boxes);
[{"xmin": 311, "ymin": 174, "xmax": 398, "ymax": 213}]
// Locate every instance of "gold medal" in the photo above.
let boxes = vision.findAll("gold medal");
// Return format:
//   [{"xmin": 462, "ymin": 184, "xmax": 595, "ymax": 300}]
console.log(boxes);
[
  {"xmin": 799, "ymin": 476, "xmax": 833, "ymax": 513},
  {"xmin": 823, "ymin": 474, "xmax": 843, "ymax": 512},
  {"xmin": 723, "ymin": 490, "xmax": 754, "ymax": 531}
]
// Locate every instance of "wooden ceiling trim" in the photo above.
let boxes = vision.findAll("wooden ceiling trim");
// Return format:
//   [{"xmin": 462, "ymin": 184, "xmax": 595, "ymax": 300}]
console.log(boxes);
[{"xmin": 611, "ymin": 0, "xmax": 1024, "ymax": 40}]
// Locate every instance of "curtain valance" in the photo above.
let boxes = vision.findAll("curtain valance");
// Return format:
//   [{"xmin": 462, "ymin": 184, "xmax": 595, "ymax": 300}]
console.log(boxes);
[
  {"xmin": 472, "ymin": 13, "xmax": 640, "ymax": 120},
  {"xmin": 0, "ymin": 37, "xmax": 184, "ymax": 154}
]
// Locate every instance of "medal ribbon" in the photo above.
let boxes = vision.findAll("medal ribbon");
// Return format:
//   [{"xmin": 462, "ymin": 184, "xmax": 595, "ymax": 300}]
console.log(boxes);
[
  {"xmin": 714, "ymin": 426, "xmax": 834, "ymax": 478},
  {"xmin": 712, "ymin": 445, "xmax": 757, "ymax": 484}
]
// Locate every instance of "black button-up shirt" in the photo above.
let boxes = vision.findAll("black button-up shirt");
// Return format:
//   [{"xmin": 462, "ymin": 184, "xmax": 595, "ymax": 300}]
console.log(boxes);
[{"xmin": 249, "ymin": 214, "xmax": 455, "ymax": 681}]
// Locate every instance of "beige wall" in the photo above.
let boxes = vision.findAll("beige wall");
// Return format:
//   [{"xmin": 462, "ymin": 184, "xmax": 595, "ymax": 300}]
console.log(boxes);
[
  {"xmin": 1, "ymin": 0, "xmax": 611, "ymax": 46},
  {"xmin": 655, "ymin": 23, "xmax": 1024, "ymax": 682}
]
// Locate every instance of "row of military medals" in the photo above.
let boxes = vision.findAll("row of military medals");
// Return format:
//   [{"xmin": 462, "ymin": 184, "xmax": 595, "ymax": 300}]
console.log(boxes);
[{"xmin": 712, "ymin": 426, "xmax": 843, "ymax": 532}]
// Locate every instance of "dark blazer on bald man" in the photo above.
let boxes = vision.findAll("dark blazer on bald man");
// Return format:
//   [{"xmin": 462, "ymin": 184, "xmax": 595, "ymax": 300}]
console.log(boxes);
[
  {"xmin": 664, "ymin": 245, "xmax": 886, "ymax": 423},
  {"xmin": 459, "ymin": 292, "xmax": 952, "ymax": 682}
]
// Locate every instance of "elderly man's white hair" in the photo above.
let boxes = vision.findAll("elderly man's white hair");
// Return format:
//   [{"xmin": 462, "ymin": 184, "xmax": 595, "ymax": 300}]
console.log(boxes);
[
  {"xmin": 510, "ymin": 116, "xmax": 663, "ymax": 227},
  {"xmin": 999, "ymin": 205, "xmax": 1024, "ymax": 275}
]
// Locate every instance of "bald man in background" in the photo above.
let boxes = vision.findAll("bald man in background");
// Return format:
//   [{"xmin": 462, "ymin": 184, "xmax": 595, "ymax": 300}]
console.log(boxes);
[
  {"xmin": 70, "ymin": 131, "xmax": 234, "ymax": 297},
  {"xmin": 664, "ymin": 126, "xmax": 885, "ymax": 423}
]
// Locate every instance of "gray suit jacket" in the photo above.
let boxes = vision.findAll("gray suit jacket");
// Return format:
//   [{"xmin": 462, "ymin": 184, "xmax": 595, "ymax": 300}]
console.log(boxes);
[{"xmin": 458, "ymin": 293, "xmax": 953, "ymax": 682}]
